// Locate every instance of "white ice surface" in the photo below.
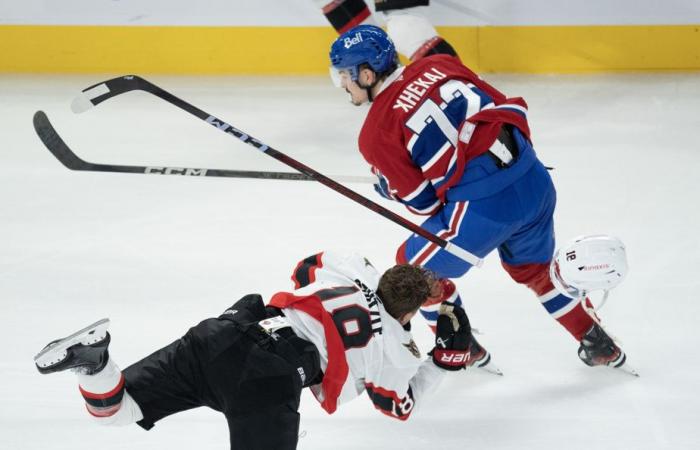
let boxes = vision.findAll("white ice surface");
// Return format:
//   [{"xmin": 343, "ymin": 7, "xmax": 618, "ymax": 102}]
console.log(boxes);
[{"xmin": 1, "ymin": 73, "xmax": 699, "ymax": 450}]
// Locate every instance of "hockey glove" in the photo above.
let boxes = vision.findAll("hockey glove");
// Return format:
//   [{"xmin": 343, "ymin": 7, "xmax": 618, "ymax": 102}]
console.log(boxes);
[
  {"xmin": 431, "ymin": 303, "xmax": 471, "ymax": 371},
  {"xmin": 372, "ymin": 167, "xmax": 396, "ymax": 201}
]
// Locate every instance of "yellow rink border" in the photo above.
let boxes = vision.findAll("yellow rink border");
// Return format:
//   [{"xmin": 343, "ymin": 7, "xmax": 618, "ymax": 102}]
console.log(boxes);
[{"xmin": 1, "ymin": 25, "xmax": 698, "ymax": 74}]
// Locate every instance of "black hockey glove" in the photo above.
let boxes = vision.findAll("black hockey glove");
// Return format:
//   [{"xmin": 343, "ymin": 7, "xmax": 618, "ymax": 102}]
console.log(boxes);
[{"xmin": 431, "ymin": 304, "xmax": 471, "ymax": 371}]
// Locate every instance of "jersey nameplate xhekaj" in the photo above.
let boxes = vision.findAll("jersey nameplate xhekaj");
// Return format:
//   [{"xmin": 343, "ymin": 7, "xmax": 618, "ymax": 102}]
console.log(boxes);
[{"xmin": 392, "ymin": 67, "xmax": 448, "ymax": 113}]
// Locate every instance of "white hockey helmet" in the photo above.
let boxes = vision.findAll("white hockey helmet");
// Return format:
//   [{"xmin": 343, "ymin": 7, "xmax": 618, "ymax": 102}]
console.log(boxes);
[{"xmin": 550, "ymin": 235, "xmax": 628, "ymax": 299}]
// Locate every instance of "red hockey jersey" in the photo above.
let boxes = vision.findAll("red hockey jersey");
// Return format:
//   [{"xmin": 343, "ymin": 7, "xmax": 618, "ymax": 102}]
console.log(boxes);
[{"xmin": 359, "ymin": 55, "xmax": 531, "ymax": 215}]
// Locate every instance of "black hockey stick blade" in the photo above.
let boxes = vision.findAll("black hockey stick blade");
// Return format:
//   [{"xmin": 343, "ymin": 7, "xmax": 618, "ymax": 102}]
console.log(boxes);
[
  {"xmin": 34, "ymin": 110, "xmax": 138, "ymax": 174},
  {"xmin": 33, "ymin": 110, "xmax": 372, "ymax": 182},
  {"xmin": 34, "ymin": 110, "xmax": 86, "ymax": 171}
]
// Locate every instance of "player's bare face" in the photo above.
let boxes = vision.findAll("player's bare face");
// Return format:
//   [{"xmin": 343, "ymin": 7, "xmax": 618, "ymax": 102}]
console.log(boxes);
[{"xmin": 338, "ymin": 72, "xmax": 368, "ymax": 106}]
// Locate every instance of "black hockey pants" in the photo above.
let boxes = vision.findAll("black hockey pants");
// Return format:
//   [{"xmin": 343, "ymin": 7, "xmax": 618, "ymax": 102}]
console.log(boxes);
[{"xmin": 122, "ymin": 294, "xmax": 321, "ymax": 450}]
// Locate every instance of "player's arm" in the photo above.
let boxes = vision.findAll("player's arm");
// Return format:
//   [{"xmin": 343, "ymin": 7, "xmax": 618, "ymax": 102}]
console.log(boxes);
[
  {"xmin": 364, "ymin": 358, "xmax": 445, "ymax": 421},
  {"xmin": 364, "ymin": 304, "xmax": 472, "ymax": 419},
  {"xmin": 364, "ymin": 132, "xmax": 442, "ymax": 216}
]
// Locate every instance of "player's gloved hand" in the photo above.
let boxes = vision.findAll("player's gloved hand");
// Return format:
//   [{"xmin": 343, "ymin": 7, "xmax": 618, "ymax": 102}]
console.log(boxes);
[
  {"xmin": 431, "ymin": 303, "xmax": 471, "ymax": 371},
  {"xmin": 372, "ymin": 168, "xmax": 396, "ymax": 201}
]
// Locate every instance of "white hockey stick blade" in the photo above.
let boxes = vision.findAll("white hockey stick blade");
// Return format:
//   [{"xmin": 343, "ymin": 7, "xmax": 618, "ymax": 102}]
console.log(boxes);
[
  {"xmin": 71, "ymin": 93, "xmax": 95, "ymax": 113},
  {"xmin": 34, "ymin": 318, "xmax": 110, "ymax": 369},
  {"xmin": 71, "ymin": 82, "xmax": 111, "ymax": 113}
]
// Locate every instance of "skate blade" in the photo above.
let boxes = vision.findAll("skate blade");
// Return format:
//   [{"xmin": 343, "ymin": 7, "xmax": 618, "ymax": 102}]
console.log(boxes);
[
  {"xmin": 470, "ymin": 353, "xmax": 504, "ymax": 376},
  {"xmin": 610, "ymin": 351, "xmax": 639, "ymax": 377},
  {"xmin": 477, "ymin": 360, "xmax": 504, "ymax": 376},
  {"xmin": 34, "ymin": 318, "xmax": 110, "ymax": 370},
  {"xmin": 613, "ymin": 361, "xmax": 640, "ymax": 377}
]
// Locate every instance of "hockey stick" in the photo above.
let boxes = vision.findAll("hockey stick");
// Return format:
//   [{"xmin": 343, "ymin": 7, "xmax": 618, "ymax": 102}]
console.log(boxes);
[
  {"xmin": 32, "ymin": 111, "xmax": 373, "ymax": 183},
  {"xmin": 69, "ymin": 75, "xmax": 484, "ymax": 267}
]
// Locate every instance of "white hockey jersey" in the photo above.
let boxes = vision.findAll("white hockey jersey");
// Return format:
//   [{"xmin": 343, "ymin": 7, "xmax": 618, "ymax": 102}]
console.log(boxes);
[{"xmin": 268, "ymin": 251, "xmax": 445, "ymax": 420}]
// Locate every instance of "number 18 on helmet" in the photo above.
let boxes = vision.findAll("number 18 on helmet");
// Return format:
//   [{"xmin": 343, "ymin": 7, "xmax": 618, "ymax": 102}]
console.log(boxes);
[{"xmin": 550, "ymin": 235, "xmax": 629, "ymax": 299}]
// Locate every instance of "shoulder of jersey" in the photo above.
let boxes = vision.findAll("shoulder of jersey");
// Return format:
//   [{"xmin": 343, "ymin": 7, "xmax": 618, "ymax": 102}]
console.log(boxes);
[{"xmin": 318, "ymin": 251, "xmax": 381, "ymax": 287}]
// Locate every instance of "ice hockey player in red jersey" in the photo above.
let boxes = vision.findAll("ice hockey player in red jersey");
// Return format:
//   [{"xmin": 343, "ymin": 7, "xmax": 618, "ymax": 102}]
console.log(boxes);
[
  {"xmin": 328, "ymin": 25, "xmax": 633, "ymax": 373},
  {"xmin": 34, "ymin": 252, "xmax": 480, "ymax": 450},
  {"xmin": 314, "ymin": 0, "xmax": 459, "ymax": 61}
]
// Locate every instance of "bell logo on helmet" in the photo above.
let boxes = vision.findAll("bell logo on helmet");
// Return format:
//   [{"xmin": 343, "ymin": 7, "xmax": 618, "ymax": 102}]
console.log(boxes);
[{"xmin": 343, "ymin": 32, "xmax": 364, "ymax": 49}]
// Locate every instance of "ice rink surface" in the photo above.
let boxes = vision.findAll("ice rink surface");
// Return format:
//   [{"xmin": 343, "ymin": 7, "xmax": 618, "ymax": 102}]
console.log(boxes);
[{"xmin": 1, "ymin": 72, "xmax": 699, "ymax": 449}]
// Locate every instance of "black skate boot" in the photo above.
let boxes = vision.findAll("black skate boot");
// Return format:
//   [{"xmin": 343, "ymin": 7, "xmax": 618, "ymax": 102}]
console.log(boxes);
[
  {"xmin": 578, "ymin": 323, "xmax": 626, "ymax": 368},
  {"xmin": 34, "ymin": 318, "xmax": 111, "ymax": 375}
]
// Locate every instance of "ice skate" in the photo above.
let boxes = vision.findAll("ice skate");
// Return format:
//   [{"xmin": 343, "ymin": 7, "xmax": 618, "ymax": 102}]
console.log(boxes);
[
  {"xmin": 34, "ymin": 318, "xmax": 111, "ymax": 375},
  {"xmin": 578, "ymin": 323, "xmax": 638, "ymax": 376},
  {"xmin": 468, "ymin": 336, "xmax": 503, "ymax": 376}
]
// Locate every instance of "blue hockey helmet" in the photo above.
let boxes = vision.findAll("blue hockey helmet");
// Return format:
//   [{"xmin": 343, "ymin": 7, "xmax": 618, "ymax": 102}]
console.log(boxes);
[{"xmin": 329, "ymin": 25, "xmax": 398, "ymax": 86}]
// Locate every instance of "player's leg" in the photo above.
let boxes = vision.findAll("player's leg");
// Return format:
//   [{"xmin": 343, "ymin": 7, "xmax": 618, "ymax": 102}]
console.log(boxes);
[
  {"xmin": 120, "ymin": 330, "xmax": 211, "ymax": 430},
  {"xmin": 376, "ymin": 1, "xmax": 459, "ymax": 61},
  {"xmin": 313, "ymin": 0, "xmax": 459, "ymax": 60},
  {"xmin": 498, "ymin": 162, "xmax": 627, "ymax": 367},
  {"xmin": 496, "ymin": 162, "xmax": 596, "ymax": 340},
  {"xmin": 34, "ymin": 319, "xmax": 145, "ymax": 426},
  {"xmin": 120, "ymin": 303, "xmax": 275, "ymax": 430},
  {"xmin": 396, "ymin": 200, "xmax": 515, "ymax": 370},
  {"xmin": 219, "ymin": 298, "xmax": 318, "ymax": 449},
  {"xmin": 227, "ymin": 403, "xmax": 301, "ymax": 450},
  {"xmin": 313, "ymin": 0, "xmax": 376, "ymax": 34},
  {"xmin": 35, "ymin": 314, "xmax": 241, "ymax": 430}
]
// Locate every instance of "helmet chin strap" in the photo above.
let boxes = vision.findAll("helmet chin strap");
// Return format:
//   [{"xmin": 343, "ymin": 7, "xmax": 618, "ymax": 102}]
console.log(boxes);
[{"xmin": 358, "ymin": 71, "xmax": 380, "ymax": 103}]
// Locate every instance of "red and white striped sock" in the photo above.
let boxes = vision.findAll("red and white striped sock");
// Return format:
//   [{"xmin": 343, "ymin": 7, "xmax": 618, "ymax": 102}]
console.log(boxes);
[{"xmin": 76, "ymin": 358, "xmax": 125, "ymax": 418}]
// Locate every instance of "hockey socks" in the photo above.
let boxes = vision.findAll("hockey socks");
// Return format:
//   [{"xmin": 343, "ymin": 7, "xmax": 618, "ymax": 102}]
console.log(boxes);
[
  {"xmin": 77, "ymin": 358, "xmax": 125, "ymax": 418},
  {"xmin": 502, "ymin": 261, "xmax": 595, "ymax": 340}
]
